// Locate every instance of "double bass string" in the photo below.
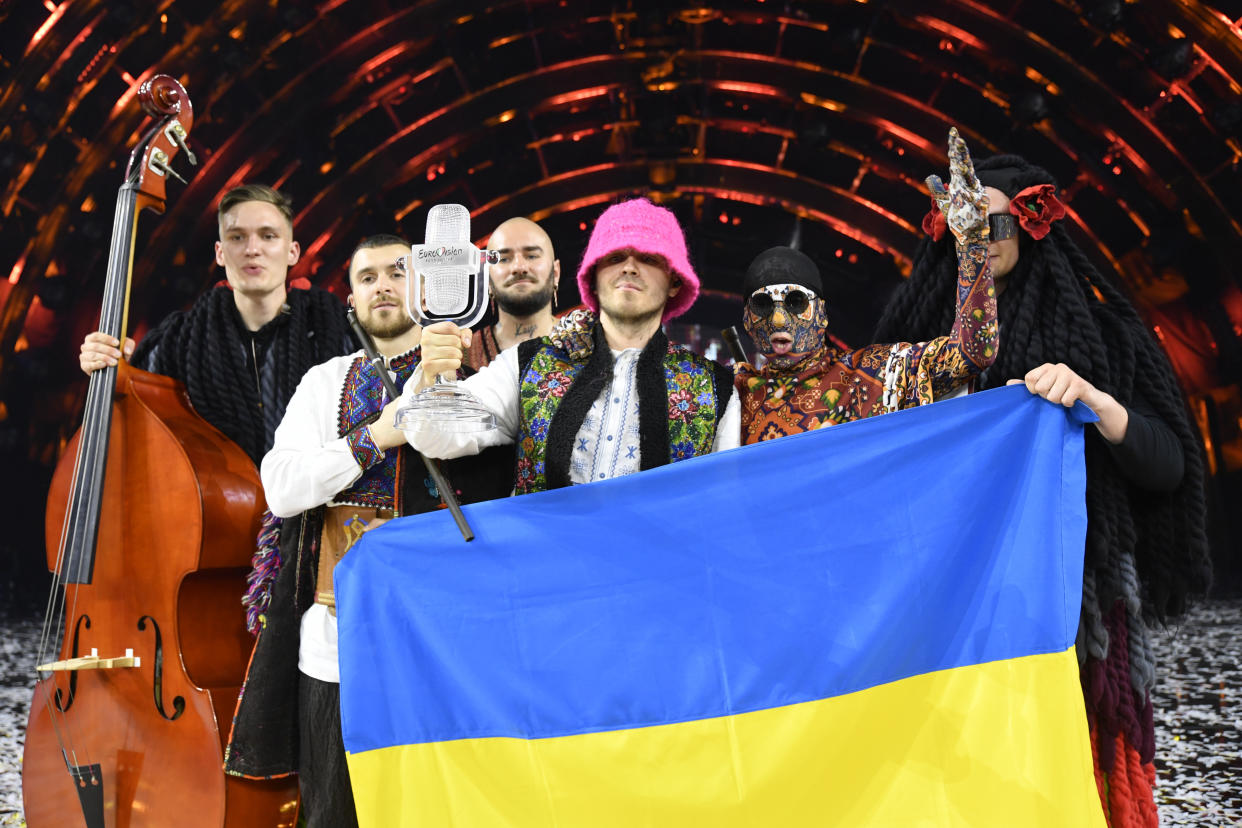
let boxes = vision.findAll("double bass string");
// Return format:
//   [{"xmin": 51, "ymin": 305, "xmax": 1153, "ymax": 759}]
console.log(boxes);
[
  {"xmin": 35, "ymin": 178, "xmax": 141, "ymax": 778},
  {"xmin": 39, "ymin": 185, "xmax": 134, "ymax": 664}
]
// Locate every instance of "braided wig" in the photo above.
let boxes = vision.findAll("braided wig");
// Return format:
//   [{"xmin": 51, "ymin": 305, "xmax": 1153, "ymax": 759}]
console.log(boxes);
[
  {"xmin": 875, "ymin": 154, "xmax": 1209, "ymax": 624},
  {"xmin": 133, "ymin": 285, "xmax": 353, "ymax": 465}
]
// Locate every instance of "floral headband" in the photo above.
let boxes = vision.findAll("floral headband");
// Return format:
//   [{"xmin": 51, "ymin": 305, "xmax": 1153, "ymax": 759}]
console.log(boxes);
[{"xmin": 922, "ymin": 183, "xmax": 1067, "ymax": 242}]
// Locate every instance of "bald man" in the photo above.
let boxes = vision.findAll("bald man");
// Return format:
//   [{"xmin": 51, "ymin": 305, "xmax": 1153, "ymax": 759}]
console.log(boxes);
[{"xmin": 467, "ymin": 217, "xmax": 561, "ymax": 369}]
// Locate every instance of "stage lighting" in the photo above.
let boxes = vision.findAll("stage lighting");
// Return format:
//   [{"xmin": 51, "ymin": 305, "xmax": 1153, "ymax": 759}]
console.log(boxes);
[
  {"xmin": 1011, "ymin": 90, "xmax": 1050, "ymax": 125},
  {"xmin": 829, "ymin": 25, "xmax": 864, "ymax": 58},
  {"xmin": 1085, "ymin": 0, "xmax": 1123, "ymax": 31},
  {"xmin": 281, "ymin": 5, "xmax": 312, "ymax": 28},
  {"xmin": 0, "ymin": 141, "xmax": 32, "ymax": 175},
  {"xmin": 1212, "ymin": 101, "xmax": 1242, "ymax": 137},
  {"xmin": 22, "ymin": 91, "xmax": 57, "ymax": 128},
  {"xmin": 1148, "ymin": 40, "xmax": 1193, "ymax": 79},
  {"xmin": 798, "ymin": 120, "xmax": 832, "ymax": 151}
]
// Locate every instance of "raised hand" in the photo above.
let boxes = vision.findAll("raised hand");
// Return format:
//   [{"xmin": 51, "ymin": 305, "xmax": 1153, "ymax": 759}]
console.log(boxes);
[{"xmin": 926, "ymin": 127, "xmax": 989, "ymax": 245}]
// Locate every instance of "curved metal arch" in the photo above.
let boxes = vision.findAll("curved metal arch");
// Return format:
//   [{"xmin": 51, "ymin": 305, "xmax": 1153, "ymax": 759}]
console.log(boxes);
[
  {"xmin": 463, "ymin": 158, "xmax": 919, "ymax": 263},
  {"xmin": 133, "ymin": 40, "xmax": 1149, "ymax": 303},
  {"xmin": 128, "ymin": 6, "xmax": 1012, "ymax": 274},
  {"xmin": 885, "ymin": 0, "xmax": 1242, "ymax": 251},
  {"xmin": 279, "ymin": 51, "xmax": 999, "ymax": 245},
  {"xmin": 246, "ymin": 156, "xmax": 930, "ymax": 299},
  {"xmin": 0, "ymin": 1, "xmax": 263, "ymax": 364},
  {"xmin": 6, "ymin": 0, "xmax": 1241, "ymax": 384}
]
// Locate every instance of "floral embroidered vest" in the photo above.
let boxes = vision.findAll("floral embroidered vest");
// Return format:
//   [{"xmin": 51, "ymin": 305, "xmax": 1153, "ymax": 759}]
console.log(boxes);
[
  {"xmin": 514, "ymin": 315, "xmax": 731, "ymax": 494},
  {"xmin": 334, "ymin": 349, "xmax": 419, "ymax": 509}
]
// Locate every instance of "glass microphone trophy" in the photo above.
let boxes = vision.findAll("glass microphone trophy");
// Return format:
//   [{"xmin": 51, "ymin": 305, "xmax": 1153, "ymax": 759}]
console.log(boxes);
[{"xmin": 394, "ymin": 203, "xmax": 497, "ymax": 432}]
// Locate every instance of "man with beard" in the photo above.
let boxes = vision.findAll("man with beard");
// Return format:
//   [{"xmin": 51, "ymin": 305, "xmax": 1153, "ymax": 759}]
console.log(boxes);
[
  {"xmin": 735, "ymin": 128, "xmax": 998, "ymax": 443},
  {"xmin": 406, "ymin": 198, "xmax": 740, "ymax": 492},
  {"xmin": 222, "ymin": 235, "xmax": 508, "ymax": 826},
  {"xmin": 466, "ymin": 217, "xmax": 562, "ymax": 370}
]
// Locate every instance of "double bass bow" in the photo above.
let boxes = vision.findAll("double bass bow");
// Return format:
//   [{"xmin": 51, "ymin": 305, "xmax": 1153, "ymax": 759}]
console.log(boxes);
[{"xmin": 22, "ymin": 75, "xmax": 298, "ymax": 827}]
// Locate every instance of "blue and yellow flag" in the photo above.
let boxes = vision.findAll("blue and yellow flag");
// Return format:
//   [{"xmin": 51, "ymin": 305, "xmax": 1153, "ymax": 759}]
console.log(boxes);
[{"xmin": 337, "ymin": 385, "xmax": 1105, "ymax": 826}]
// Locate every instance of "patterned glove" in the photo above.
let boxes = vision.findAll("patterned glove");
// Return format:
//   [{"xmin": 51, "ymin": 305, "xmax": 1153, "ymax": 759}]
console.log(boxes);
[{"xmin": 925, "ymin": 127, "xmax": 989, "ymax": 245}]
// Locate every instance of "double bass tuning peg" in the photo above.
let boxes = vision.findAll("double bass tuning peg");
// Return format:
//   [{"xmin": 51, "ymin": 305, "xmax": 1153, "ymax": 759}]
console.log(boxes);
[
  {"xmin": 148, "ymin": 149, "xmax": 187, "ymax": 185},
  {"xmin": 168, "ymin": 122, "xmax": 197, "ymax": 166}
]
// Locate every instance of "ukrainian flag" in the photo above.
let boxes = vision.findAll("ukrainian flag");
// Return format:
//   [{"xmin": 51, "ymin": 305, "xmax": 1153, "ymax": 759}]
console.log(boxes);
[{"xmin": 337, "ymin": 385, "xmax": 1105, "ymax": 827}]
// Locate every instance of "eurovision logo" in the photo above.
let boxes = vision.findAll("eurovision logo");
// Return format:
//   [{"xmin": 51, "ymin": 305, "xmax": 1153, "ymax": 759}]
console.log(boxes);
[{"xmin": 416, "ymin": 245, "xmax": 469, "ymax": 260}]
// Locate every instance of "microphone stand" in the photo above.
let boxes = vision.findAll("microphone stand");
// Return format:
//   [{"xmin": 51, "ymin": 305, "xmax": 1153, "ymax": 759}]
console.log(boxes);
[{"xmin": 347, "ymin": 309, "xmax": 474, "ymax": 542}]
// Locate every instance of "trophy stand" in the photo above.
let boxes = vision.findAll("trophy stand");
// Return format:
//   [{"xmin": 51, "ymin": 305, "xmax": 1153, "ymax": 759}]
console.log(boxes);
[
  {"xmin": 395, "ymin": 377, "xmax": 496, "ymax": 433},
  {"xmin": 395, "ymin": 204, "xmax": 497, "ymax": 433}
]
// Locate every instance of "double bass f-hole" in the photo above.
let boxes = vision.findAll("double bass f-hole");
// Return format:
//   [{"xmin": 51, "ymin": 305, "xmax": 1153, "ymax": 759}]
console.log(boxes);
[
  {"xmin": 52, "ymin": 615, "xmax": 91, "ymax": 714},
  {"xmin": 46, "ymin": 612, "xmax": 179, "ymax": 721},
  {"xmin": 137, "ymin": 615, "xmax": 184, "ymax": 721}
]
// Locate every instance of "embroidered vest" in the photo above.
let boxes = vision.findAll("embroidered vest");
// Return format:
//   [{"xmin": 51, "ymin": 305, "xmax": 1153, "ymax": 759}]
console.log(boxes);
[
  {"xmin": 335, "ymin": 350, "xmax": 419, "ymax": 509},
  {"xmin": 514, "ymin": 323, "xmax": 730, "ymax": 494}
]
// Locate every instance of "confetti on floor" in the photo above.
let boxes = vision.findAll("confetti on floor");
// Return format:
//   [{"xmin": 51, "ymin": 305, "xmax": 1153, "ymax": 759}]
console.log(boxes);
[{"xmin": 1150, "ymin": 600, "xmax": 1242, "ymax": 826}]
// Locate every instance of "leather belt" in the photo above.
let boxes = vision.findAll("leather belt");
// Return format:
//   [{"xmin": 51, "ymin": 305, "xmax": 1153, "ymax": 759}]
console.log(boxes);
[{"xmin": 315, "ymin": 504, "xmax": 395, "ymax": 613}]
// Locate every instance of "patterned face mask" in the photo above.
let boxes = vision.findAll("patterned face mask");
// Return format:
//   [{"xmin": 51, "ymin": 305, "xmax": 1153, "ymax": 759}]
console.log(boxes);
[{"xmin": 743, "ymin": 283, "xmax": 828, "ymax": 369}]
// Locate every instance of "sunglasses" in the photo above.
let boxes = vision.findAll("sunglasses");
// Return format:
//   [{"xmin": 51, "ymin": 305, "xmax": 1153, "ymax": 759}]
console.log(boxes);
[
  {"xmin": 748, "ymin": 289, "xmax": 813, "ymax": 318},
  {"xmin": 989, "ymin": 214, "xmax": 1018, "ymax": 241}
]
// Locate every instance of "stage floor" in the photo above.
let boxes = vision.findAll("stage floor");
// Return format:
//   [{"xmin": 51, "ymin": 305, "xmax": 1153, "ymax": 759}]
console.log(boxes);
[{"xmin": 3, "ymin": 601, "xmax": 1239, "ymax": 826}]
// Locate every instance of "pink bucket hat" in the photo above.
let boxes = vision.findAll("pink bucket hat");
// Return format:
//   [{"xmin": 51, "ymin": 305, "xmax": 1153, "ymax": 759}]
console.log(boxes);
[{"xmin": 576, "ymin": 198, "xmax": 700, "ymax": 322}]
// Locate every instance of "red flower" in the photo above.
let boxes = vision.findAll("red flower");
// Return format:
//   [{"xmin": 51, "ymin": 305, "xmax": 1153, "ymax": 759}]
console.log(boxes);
[
  {"xmin": 538, "ymin": 370, "xmax": 572, "ymax": 400},
  {"xmin": 667, "ymin": 388, "xmax": 694, "ymax": 421},
  {"xmin": 921, "ymin": 199, "xmax": 948, "ymax": 242},
  {"xmin": 1008, "ymin": 184, "xmax": 1066, "ymax": 241}
]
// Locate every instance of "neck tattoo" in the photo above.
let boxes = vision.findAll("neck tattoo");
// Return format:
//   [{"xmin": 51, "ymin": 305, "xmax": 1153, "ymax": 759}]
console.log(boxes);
[{"xmin": 515, "ymin": 323, "xmax": 537, "ymax": 338}]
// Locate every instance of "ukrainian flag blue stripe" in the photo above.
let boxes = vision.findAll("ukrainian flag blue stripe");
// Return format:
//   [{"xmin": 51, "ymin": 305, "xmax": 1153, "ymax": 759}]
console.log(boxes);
[{"xmin": 337, "ymin": 385, "xmax": 1094, "ymax": 753}]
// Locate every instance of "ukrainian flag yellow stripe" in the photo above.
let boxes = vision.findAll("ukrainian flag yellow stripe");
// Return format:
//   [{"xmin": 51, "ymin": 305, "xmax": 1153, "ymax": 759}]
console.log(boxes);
[{"xmin": 348, "ymin": 646, "xmax": 1103, "ymax": 827}]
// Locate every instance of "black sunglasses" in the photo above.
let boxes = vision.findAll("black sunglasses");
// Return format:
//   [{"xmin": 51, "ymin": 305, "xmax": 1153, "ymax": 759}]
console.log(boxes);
[
  {"xmin": 748, "ymin": 289, "xmax": 812, "ymax": 318},
  {"xmin": 989, "ymin": 214, "xmax": 1018, "ymax": 241}
]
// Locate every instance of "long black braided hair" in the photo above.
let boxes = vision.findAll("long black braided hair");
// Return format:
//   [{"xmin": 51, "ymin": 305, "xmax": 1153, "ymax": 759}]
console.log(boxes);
[
  {"xmin": 132, "ymin": 285, "xmax": 354, "ymax": 466},
  {"xmin": 874, "ymin": 154, "xmax": 1210, "ymax": 624}
]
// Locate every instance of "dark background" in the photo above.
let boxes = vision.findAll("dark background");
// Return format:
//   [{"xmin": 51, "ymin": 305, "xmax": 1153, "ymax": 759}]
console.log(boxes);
[{"xmin": 3, "ymin": 0, "xmax": 1242, "ymax": 614}]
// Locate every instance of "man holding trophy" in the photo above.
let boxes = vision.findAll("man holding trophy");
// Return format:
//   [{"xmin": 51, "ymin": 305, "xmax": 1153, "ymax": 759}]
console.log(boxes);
[
  {"xmin": 400, "ymin": 198, "xmax": 740, "ymax": 492},
  {"xmin": 225, "ymin": 235, "xmax": 511, "ymax": 825}
]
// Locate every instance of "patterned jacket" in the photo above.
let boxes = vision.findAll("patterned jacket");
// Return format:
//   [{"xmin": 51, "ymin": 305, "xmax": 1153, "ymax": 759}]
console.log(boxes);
[
  {"xmin": 514, "ymin": 314, "xmax": 735, "ymax": 493},
  {"xmin": 736, "ymin": 241, "xmax": 998, "ymax": 443}
]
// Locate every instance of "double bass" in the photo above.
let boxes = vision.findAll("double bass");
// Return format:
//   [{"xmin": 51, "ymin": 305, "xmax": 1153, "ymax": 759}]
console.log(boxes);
[{"xmin": 22, "ymin": 76, "xmax": 298, "ymax": 827}]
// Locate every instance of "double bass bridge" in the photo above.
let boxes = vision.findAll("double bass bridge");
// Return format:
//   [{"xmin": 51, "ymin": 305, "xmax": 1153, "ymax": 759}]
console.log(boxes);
[{"xmin": 36, "ymin": 647, "xmax": 141, "ymax": 673}]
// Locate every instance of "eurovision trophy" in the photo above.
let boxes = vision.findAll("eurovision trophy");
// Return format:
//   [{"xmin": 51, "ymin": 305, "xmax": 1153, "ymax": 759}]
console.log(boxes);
[{"xmin": 394, "ymin": 203, "xmax": 497, "ymax": 432}]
